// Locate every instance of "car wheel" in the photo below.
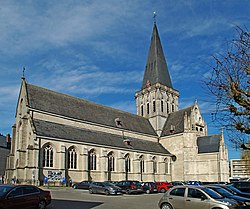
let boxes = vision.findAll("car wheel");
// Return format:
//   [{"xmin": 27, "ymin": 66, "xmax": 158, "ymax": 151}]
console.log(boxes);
[
  {"xmin": 38, "ymin": 200, "xmax": 46, "ymax": 209},
  {"xmin": 73, "ymin": 185, "xmax": 77, "ymax": 189},
  {"xmin": 146, "ymin": 189, "xmax": 150, "ymax": 194},
  {"xmin": 126, "ymin": 189, "xmax": 130, "ymax": 194},
  {"xmin": 89, "ymin": 189, "xmax": 93, "ymax": 194},
  {"xmin": 105, "ymin": 190, "xmax": 110, "ymax": 195},
  {"xmin": 161, "ymin": 203, "xmax": 173, "ymax": 209},
  {"xmin": 160, "ymin": 188, "xmax": 166, "ymax": 193}
]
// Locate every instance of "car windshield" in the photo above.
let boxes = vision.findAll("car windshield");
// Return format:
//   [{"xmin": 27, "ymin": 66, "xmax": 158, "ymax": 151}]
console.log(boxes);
[
  {"xmin": 132, "ymin": 182, "xmax": 141, "ymax": 186},
  {"xmin": 211, "ymin": 187, "xmax": 233, "ymax": 197},
  {"xmin": 0, "ymin": 186, "xmax": 13, "ymax": 198},
  {"xmin": 226, "ymin": 185, "xmax": 242, "ymax": 193},
  {"xmin": 202, "ymin": 188, "xmax": 224, "ymax": 199},
  {"xmin": 103, "ymin": 182, "xmax": 115, "ymax": 187}
]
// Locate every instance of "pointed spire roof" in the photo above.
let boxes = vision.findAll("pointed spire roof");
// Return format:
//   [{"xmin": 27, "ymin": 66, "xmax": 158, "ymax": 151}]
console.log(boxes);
[{"xmin": 141, "ymin": 22, "xmax": 173, "ymax": 89}]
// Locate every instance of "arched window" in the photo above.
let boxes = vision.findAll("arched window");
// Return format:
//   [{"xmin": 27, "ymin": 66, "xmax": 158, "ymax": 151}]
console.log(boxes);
[
  {"xmin": 194, "ymin": 107, "xmax": 198, "ymax": 121},
  {"xmin": 68, "ymin": 147, "xmax": 77, "ymax": 169},
  {"xmin": 153, "ymin": 100, "xmax": 156, "ymax": 112},
  {"xmin": 108, "ymin": 152, "xmax": 115, "ymax": 172},
  {"xmin": 153, "ymin": 156, "xmax": 157, "ymax": 173},
  {"xmin": 172, "ymin": 104, "xmax": 175, "ymax": 112},
  {"xmin": 161, "ymin": 100, "xmax": 164, "ymax": 112},
  {"xmin": 125, "ymin": 154, "xmax": 131, "ymax": 172},
  {"xmin": 141, "ymin": 105, "xmax": 144, "ymax": 116},
  {"xmin": 19, "ymin": 98, "xmax": 23, "ymax": 115},
  {"xmin": 167, "ymin": 103, "xmax": 169, "ymax": 113},
  {"xmin": 139, "ymin": 155, "xmax": 145, "ymax": 173},
  {"xmin": 147, "ymin": 103, "xmax": 150, "ymax": 114},
  {"xmin": 88, "ymin": 149, "xmax": 96, "ymax": 170},
  {"xmin": 164, "ymin": 158, "xmax": 169, "ymax": 174},
  {"xmin": 43, "ymin": 144, "xmax": 53, "ymax": 167}
]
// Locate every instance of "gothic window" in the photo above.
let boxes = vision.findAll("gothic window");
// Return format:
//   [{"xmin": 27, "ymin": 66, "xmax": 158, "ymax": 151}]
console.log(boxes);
[
  {"xmin": 88, "ymin": 149, "xmax": 96, "ymax": 170},
  {"xmin": 167, "ymin": 103, "xmax": 169, "ymax": 113},
  {"xmin": 153, "ymin": 156, "xmax": 157, "ymax": 173},
  {"xmin": 43, "ymin": 144, "xmax": 53, "ymax": 167},
  {"xmin": 147, "ymin": 103, "xmax": 150, "ymax": 114},
  {"xmin": 172, "ymin": 104, "xmax": 175, "ymax": 112},
  {"xmin": 153, "ymin": 100, "xmax": 156, "ymax": 112},
  {"xmin": 194, "ymin": 107, "xmax": 198, "ymax": 121},
  {"xmin": 164, "ymin": 158, "xmax": 169, "ymax": 174},
  {"xmin": 161, "ymin": 100, "xmax": 164, "ymax": 112},
  {"xmin": 19, "ymin": 98, "xmax": 23, "ymax": 116},
  {"xmin": 108, "ymin": 152, "xmax": 115, "ymax": 172},
  {"xmin": 141, "ymin": 105, "xmax": 144, "ymax": 116},
  {"xmin": 18, "ymin": 122, "xmax": 22, "ymax": 149},
  {"xmin": 125, "ymin": 154, "xmax": 131, "ymax": 172},
  {"xmin": 139, "ymin": 155, "xmax": 145, "ymax": 173},
  {"xmin": 68, "ymin": 147, "xmax": 77, "ymax": 169}
]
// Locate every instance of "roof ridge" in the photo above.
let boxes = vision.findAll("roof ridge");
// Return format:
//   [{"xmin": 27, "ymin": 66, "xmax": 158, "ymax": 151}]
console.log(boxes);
[{"xmin": 26, "ymin": 82, "xmax": 143, "ymax": 119}]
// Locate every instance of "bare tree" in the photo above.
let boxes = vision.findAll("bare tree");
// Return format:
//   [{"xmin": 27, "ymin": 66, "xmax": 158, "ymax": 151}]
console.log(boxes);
[{"xmin": 205, "ymin": 27, "xmax": 249, "ymax": 147}]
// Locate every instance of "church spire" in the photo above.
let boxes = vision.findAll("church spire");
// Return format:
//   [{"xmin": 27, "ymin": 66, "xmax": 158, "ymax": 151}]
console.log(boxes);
[
  {"xmin": 141, "ymin": 22, "xmax": 173, "ymax": 90},
  {"xmin": 135, "ymin": 21, "xmax": 179, "ymax": 136}
]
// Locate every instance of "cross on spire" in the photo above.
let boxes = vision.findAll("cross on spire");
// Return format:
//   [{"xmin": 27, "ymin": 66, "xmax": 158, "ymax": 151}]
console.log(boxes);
[
  {"xmin": 153, "ymin": 11, "xmax": 157, "ymax": 23},
  {"xmin": 22, "ymin": 67, "xmax": 26, "ymax": 79}
]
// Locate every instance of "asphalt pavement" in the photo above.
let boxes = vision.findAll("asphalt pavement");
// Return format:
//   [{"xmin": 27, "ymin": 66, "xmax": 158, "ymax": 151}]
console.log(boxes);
[{"xmin": 46, "ymin": 187, "xmax": 163, "ymax": 209}]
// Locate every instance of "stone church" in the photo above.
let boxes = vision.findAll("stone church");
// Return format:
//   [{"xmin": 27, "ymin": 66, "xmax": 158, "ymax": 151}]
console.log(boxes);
[{"xmin": 5, "ymin": 22, "xmax": 229, "ymax": 185}]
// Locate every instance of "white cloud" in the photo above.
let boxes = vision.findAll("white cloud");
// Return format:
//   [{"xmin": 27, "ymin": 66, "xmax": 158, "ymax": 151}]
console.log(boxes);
[
  {"xmin": 0, "ymin": 0, "xmax": 145, "ymax": 56},
  {"xmin": 27, "ymin": 56, "xmax": 142, "ymax": 96},
  {"xmin": 109, "ymin": 101, "xmax": 136, "ymax": 114},
  {"xmin": 0, "ymin": 85, "xmax": 19, "ymax": 107}
]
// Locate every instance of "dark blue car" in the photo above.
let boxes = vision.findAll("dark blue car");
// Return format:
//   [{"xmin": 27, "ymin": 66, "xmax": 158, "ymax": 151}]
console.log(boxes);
[{"xmin": 206, "ymin": 185, "xmax": 250, "ymax": 209}]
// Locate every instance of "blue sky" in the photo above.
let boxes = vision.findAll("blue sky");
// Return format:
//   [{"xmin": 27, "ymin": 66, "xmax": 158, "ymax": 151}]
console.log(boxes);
[{"xmin": 0, "ymin": 0, "xmax": 249, "ymax": 159}]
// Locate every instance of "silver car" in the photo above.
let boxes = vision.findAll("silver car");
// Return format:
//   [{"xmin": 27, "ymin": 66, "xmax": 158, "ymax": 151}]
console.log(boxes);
[
  {"xmin": 89, "ymin": 182, "xmax": 122, "ymax": 195},
  {"xmin": 158, "ymin": 185, "xmax": 241, "ymax": 209}
]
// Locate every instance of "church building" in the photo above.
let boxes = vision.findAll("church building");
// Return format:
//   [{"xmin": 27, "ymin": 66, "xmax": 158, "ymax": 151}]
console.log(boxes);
[{"xmin": 5, "ymin": 22, "xmax": 229, "ymax": 185}]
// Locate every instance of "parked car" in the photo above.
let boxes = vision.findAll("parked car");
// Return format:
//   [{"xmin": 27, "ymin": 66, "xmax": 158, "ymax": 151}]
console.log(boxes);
[
  {"xmin": 206, "ymin": 185, "xmax": 250, "ymax": 209},
  {"xmin": 156, "ymin": 182, "xmax": 173, "ymax": 193},
  {"xmin": 158, "ymin": 185, "xmax": 240, "ymax": 209},
  {"xmin": 116, "ymin": 181, "xmax": 144, "ymax": 194},
  {"xmin": 89, "ymin": 182, "xmax": 122, "ymax": 195},
  {"xmin": 72, "ymin": 181, "xmax": 92, "ymax": 189},
  {"xmin": 0, "ymin": 184, "xmax": 51, "ymax": 209},
  {"xmin": 214, "ymin": 184, "xmax": 250, "ymax": 199},
  {"xmin": 170, "ymin": 181, "xmax": 185, "ymax": 186},
  {"xmin": 187, "ymin": 181, "xmax": 203, "ymax": 186},
  {"xmin": 230, "ymin": 181, "xmax": 250, "ymax": 193},
  {"xmin": 140, "ymin": 182, "xmax": 158, "ymax": 194}
]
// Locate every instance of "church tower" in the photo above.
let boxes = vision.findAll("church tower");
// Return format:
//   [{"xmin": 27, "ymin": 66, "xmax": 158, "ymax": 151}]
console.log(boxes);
[{"xmin": 135, "ymin": 21, "xmax": 179, "ymax": 136}]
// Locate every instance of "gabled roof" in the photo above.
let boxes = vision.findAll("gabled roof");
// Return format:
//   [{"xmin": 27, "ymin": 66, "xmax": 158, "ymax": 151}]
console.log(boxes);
[
  {"xmin": 33, "ymin": 119, "xmax": 170, "ymax": 155},
  {"xmin": 25, "ymin": 83, "xmax": 157, "ymax": 136},
  {"xmin": 197, "ymin": 135, "xmax": 221, "ymax": 153},
  {"xmin": 142, "ymin": 22, "xmax": 173, "ymax": 89},
  {"xmin": 161, "ymin": 106, "xmax": 193, "ymax": 137}
]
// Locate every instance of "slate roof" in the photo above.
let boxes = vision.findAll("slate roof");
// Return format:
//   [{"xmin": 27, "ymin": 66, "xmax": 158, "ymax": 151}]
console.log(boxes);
[
  {"xmin": 161, "ymin": 106, "xmax": 193, "ymax": 137},
  {"xmin": 0, "ymin": 148, "xmax": 9, "ymax": 176},
  {"xmin": 33, "ymin": 119, "xmax": 170, "ymax": 155},
  {"xmin": 0, "ymin": 134, "xmax": 7, "ymax": 148},
  {"xmin": 197, "ymin": 135, "xmax": 221, "ymax": 154},
  {"xmin": 26, "ymin": 83, "xmax": 157, "ymax": 136},
  {"xmin": 142, "ymin": 22, "xmax": 173, "ymax": 89},
  {"xmin": 0, "ymin": 134, "xmax": 10, "ymax": 176}
]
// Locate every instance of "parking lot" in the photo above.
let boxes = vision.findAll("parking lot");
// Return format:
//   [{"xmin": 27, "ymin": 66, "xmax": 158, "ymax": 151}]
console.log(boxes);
[{"xmin": 46, "ymin": 187, "xmax": 163, "ymax": 209}]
